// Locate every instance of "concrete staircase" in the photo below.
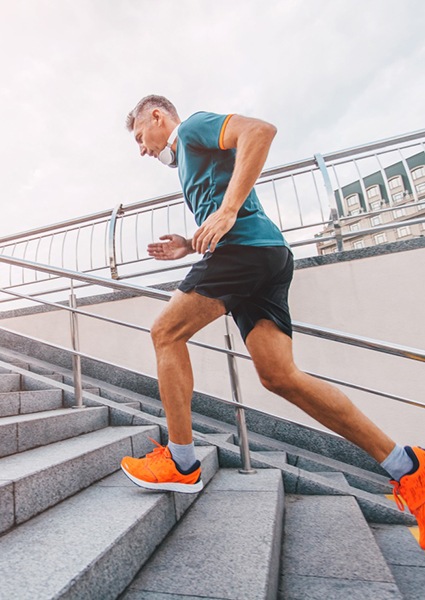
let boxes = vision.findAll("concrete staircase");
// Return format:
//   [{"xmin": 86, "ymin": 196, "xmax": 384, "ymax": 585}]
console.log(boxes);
[{"xmin": 0, "ymin": 347, "xmax": 424, "ymax": 599}]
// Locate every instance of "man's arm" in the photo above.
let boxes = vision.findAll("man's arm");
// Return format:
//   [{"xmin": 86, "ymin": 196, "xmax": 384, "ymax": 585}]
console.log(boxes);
[{"xmin": 192, "ymin": 115, "xmax": 277, "ymax": 254}]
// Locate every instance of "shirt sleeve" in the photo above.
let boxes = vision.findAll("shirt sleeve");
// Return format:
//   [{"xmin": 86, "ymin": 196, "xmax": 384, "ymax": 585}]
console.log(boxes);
[{"xmin": 181, "ymin": 112, "xmax": 233, "ymax": 150}]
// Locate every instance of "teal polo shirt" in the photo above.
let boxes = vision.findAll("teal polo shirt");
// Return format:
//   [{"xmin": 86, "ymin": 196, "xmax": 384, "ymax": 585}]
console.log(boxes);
[{"xmin": 176, "ymin": 111, "xmax": 288, "ymax": 248}]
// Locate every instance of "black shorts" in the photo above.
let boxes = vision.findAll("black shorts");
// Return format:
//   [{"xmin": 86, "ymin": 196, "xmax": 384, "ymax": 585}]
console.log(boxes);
[{"xmin": 178, "ymin": 245, "xmax": 293, "ymax": 342}]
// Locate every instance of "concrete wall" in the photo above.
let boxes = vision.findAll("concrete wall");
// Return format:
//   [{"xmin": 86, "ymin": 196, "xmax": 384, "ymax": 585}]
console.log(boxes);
[{"xmin": 1, "ymin": 243, "xmax": 424, "ymax": 446}]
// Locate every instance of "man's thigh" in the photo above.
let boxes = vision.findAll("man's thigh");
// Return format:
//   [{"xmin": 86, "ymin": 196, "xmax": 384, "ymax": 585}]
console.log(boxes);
[
  {"xmin": 154, "ymin": 290, "xmax": 226, "ymax": 341},
  {"xmin": 245, "ymin": 318, "xmax": 295, "ymax": 377}
]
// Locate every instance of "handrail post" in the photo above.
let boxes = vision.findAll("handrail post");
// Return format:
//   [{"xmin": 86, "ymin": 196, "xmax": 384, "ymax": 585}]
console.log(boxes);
[
  {"xmin": 315, "ymin": 153, "xmax": 343, "ymax": 252},
  {"xmin": 224, "ymin": 316, "xmax": 256, "ymax": 474},
  {"xmin": 108, "ymin": 203, "xmax": 124, "ymax": 280},
  {"xmin": 69, "ymin": 280, "xmax": 85, "ymax": 408}
]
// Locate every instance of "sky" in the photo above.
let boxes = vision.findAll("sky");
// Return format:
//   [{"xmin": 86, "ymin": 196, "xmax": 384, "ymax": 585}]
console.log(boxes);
[{"xmin": 0, "ymin": 0, "xmax": 424, "ymax": 239}]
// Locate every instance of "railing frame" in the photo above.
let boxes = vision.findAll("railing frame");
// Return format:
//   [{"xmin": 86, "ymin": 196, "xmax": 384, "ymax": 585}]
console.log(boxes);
[
  {"xmin": 1, "ymin": 129, "xmax": 425, "ymax": 287},
  {"xmin": 69, "ymin": 279, "xmax": 84, "ymax": 408},
  {"xmin": 109, "ymin": 203, "xmax": 124, "ymax": 279},
  {"xmin": 224, "ymin": 316, "xmax": 256, "ymax": 474}
]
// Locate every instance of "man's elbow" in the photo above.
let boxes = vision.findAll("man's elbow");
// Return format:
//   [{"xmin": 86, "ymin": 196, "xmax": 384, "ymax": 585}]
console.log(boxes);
[
  {"xmin": 266, "ymin": 122, "xmax": 278, "ymax": 139},
  {"xmin": 257, "ymin": 121, "xmax": 277, "ymax": 145}
]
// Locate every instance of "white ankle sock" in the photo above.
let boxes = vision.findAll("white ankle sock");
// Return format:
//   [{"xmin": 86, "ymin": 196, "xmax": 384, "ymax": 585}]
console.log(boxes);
[
  {"xmin": 167, "ymin": 440, "xmax": 197, "ymax": 471},
  {"xmin": 381, "ymin": 444, "xmax": 414, "ymax": 481}
]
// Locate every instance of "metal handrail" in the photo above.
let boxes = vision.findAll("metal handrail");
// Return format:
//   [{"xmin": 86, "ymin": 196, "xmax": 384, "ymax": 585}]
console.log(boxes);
[
  {"xmin": 1, "ymin": 253, "xmax": 425, "ymax": 363},
  {"xmin": 1, "ymin": 316, "xmax": 423, "ymax": 416},
  {"xmin": 0, "ymin": 323, "xmax": 368, "ymax": 440}
]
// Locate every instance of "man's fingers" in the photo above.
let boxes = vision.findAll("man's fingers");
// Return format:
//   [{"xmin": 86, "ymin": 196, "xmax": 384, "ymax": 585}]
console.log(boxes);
[
  {"xmin": 208, "ymin": 233, "xmax": 222, "ymax": 253},
  {"xmin": 193, "ymin": 218, "xmax": 228, "ymax": 253},
  {"xmin": 199, "ymin": 231, "xmax": 215, "ymax": 254},
  {"xmin": 205, "ymin": 235, "xmax": 217, "ymax": 253},
  {"xmin": 148, "ymin": 244, "xmax": 165, "ymax": 253},
  {"xmin": 195, "ymin": 231, "xmax": 207, "ymax": 254},
  {"xmin": 192, "ymin": 229, "xmax": 200, "ymax": 250},
  {"xmin": 148, "ymin": 247, "xmax": 169, "ymax": 261},
  {"xmin": 200, "ymin": 235, "xmax": 210, "ymax": 254},
  {"xmin": 193, "ymin": 226, "xmax": 216, "ymax": 254},
  {"xmin": 192, "ymin": 229, "xmax": 201, "ymax": 252}
]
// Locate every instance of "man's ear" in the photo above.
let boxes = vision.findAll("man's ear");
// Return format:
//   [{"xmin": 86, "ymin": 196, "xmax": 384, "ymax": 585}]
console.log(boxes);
[{"xmin": 152, "ymin": 108, "xmax": 162, "ymax": 125}]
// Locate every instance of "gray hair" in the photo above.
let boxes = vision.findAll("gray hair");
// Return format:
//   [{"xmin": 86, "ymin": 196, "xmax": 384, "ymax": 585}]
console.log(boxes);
[{"xmin": 126, "ymin": 95, "xmax": 179, "ymax": 131}]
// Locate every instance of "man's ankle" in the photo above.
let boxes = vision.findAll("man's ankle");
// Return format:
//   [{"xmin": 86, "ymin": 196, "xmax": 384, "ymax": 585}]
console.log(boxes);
[{"xmin": 167, "ymin": 440, "xmax": 197, "ymax": 471}]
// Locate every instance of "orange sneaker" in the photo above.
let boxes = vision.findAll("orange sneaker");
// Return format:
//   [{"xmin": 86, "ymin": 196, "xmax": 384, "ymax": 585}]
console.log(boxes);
[
  {"xmin": 391, "ymin": 446, "xmax": 425, "ymax": 550},
  {"xmin": 121, "ymin": 439, "xmax": 203, "ymax": 494}
]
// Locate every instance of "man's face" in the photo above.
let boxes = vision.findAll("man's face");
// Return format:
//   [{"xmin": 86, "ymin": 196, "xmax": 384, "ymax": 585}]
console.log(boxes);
[{"xmin": 133, "ymin": 111, "xmax": 167, "ymax": 159}]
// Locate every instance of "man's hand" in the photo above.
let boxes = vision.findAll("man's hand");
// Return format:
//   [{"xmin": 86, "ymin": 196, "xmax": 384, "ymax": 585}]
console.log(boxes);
[
  {"xmin": 192, "ymin": 208, "xmax": 237, "ymax": 254},
  {"xmin": 147, "ymin": 234, "xmax": 193, "ymax": 260}
]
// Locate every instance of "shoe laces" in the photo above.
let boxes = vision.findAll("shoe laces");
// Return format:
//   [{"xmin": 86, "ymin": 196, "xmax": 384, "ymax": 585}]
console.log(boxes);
[
  {"xmin": 391, "ymin": 480, "xmax": 406, "ymax": 512},
  {"xmin": 145, "ymin": 438, "xmax": 169, "ymax": 463}
]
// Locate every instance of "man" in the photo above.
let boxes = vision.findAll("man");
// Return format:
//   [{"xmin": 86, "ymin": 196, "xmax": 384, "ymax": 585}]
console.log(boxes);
[{"xmin": 121, "ymin": 95, "xmax": 425, "ymax": 549}]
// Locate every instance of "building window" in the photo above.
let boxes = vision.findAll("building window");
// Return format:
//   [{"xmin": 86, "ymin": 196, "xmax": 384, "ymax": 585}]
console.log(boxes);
[
  {"xmin": 367, "ymin": 186, "xmax": 380, "ymax": 199},
  {"xmin": 374, "ymin": 233, "xmax": 387, "ymax": 244},
  {"xmin": 416, "ymin": 182, "xmax": 425, "ymax": 194},
  {"xmin": 393, "ymin": 208, "xmax": 406, "ymax": 218},
  {"xmin": 392, "ymin": 192, "xmax": 404, "ymax": 202},
  {"xmin": 349, "ymin": 209, "xmax": 361, "ymax": 216},
  {"xmin": 388, "ymin": 176, "xmax": 402, "ymax": 189},
  {"xmin": 397, "ymin": 226, "xmax": 411, "ymax": 238},
  {"xmin": 412, "ymin": 166, "xmax": 425, "ymax": 180},
  {"xmin": 346, "ymin": 194, "xmax": 359, "ymax": 207},
  {"xmin": 353, "ymin": 240, "xmax": 365, "ymax": 249},
  {"xmin": 370, "ymin": 200, "xmax": 381, "ymax": 210},
  {"xmin": 350, "ymin": 223, "xmax": 360, "ymax": 232},
  {"xmin": 371, "ymin": 215, "xmax": 382, "ymax": 226}
]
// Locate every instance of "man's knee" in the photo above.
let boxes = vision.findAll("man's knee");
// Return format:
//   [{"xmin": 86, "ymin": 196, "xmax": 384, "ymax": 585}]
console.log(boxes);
[
  {"xmin": 151, "ymin": 316, "xmax": 170, "ymax": 349},
  {"xmin": 150, "ymin": 314, "xmax": 186, "ymax": 349},
  {"xmin": 257, "ymin": 366, "xmax": 298, "ymax": 397}
]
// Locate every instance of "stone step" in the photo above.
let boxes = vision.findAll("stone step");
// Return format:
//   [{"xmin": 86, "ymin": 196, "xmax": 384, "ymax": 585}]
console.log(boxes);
[
  {"xmin": 122, "ymin": 468, "xmax": 284, "ymax": 600},
  {"xmin": 257, "ymin": 450, "xmax": 288, "ymax": 467},
  {"xmin": 0, "ymin": 356, "xmax": 29, "ymax": 370},
  {"xmin": 0, "ymin": 424, "xmax": 160, "ymax": 534},
  {"xmin": 0, "ymin": 388, "xmax": 63, "ymax": 417},
  {"xmin": 0, "ymin": 373, "xmax": 21, "ymax": 393},
  {"xmin": 279, "ymin": 494, "xmax": 403, "ymax": 599},
  {"xmin": 197, "ymin": 432, "xmax": 235, "ymax": 445},
  {"xmin": 371, "ymin": 523, "xmax": 425, "ymax": 600},
  {"xmin": 0, "ymin": 406, "xmax": 109, "ymax": 458},
  {"xmin": 316, "ymin": 470, "xmax": 351, "ymax": 489},
  {"xmin": 21, "ymin": 373, "xmax": 64, "ymax": 390},
  {"xmin": 0, "ymin": 446, "xmax": 218, "ymax": 600}
]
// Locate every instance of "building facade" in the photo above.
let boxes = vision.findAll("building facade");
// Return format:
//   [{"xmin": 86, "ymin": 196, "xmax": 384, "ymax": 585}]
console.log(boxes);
[{"xmin": 316, "ymin": 152, "xmax": 425, "ymax": 254}]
